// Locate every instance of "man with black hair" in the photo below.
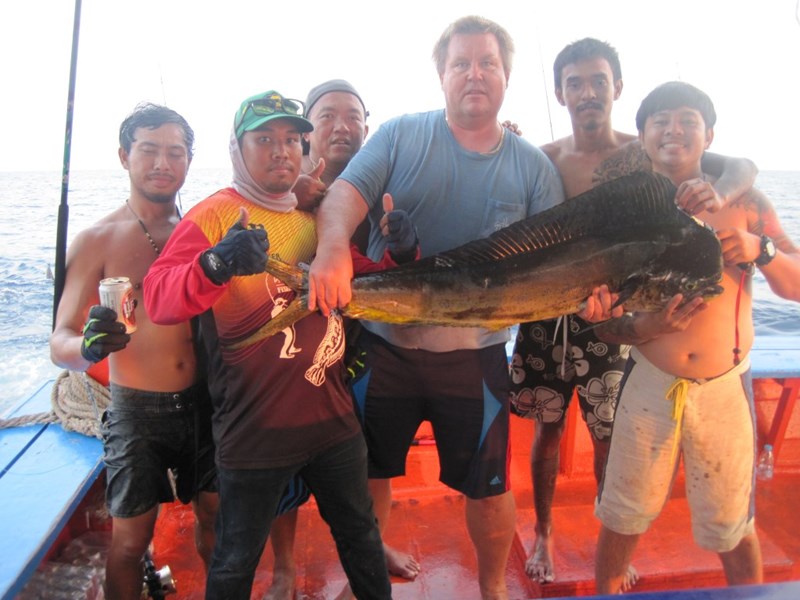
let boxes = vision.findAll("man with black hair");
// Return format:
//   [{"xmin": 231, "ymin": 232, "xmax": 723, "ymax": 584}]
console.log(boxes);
[
  {"xmin": 510, "ymin": 37, "xmax": 758, "ymax": 588},
  {"xmin": 50, "ymin": 103, "xmax": 218, "ymax": 600},
  {"xmin": 594, "ymin": 80, "xmax": 800, "ymax": 594}
]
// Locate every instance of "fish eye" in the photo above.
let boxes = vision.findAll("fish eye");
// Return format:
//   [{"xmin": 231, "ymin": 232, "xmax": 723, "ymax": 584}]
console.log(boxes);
[{"xmin": 685, "ymin": 282, "xmax": 697, "ymax": 290}]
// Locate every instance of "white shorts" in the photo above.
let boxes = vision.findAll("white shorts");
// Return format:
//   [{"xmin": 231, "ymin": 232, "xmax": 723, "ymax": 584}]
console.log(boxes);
[{"xmin": 595, "ymin": 348, "xmax": 756, "ymax": 552}]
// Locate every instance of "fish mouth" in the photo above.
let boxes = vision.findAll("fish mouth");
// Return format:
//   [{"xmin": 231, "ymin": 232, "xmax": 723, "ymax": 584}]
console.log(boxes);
[
  {"xmin": 702, "ymin": 283, "xmax": 725, "ymax": 298},
  {"xmin": 683, "ymin": 282, "xmax": 724, "ymax": 303}
]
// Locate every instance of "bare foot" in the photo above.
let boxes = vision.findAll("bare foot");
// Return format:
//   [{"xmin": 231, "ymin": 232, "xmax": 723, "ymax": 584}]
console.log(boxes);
[
  {"xmin": 384, "ymin": 543, "xmax": 420, "ymax": 580},
  {"xmin": 333, "ymin": 543, "xmax": 419, "ymax": 600},
  {"xmin": 263, "ymin": 567, "xmax": 296, "ymax": 600},
  {"xmin": 525, "ymin": 533, "xmax": 555, "ymax": 583},
  {"xmin": 620, "ymin": 564, "xmax": 639, "ymax": 592}
]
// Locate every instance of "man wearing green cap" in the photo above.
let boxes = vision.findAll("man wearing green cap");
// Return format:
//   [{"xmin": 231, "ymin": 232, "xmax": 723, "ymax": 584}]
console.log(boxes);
[{"xmin": 143, "ymin": 90, "xmax": 394, "ymax": 599}]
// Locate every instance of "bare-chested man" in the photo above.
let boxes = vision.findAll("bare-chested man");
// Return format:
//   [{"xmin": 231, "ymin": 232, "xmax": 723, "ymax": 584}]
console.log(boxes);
[
  {"xmin": 509, "ymin": 38, "xmax": 758, "ymax": 589},
  {"xmin": 50, "ymin": 103, "xmax": 218, "ymax": 600},
  {"xmin": 594, "ymin": 79, "xmax": 800, "ymax": 595}
]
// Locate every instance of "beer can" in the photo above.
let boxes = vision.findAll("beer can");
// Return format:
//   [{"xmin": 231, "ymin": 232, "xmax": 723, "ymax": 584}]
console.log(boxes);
[{"xmin": 98, "ymin": 277, "xmax": 137, "ymax": 333}]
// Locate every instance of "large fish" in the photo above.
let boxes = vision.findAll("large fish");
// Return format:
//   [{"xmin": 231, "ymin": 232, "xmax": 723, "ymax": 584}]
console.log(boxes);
[{"xmin": 228, "ymin": 171, "xmax": 723, "ymax": 349}]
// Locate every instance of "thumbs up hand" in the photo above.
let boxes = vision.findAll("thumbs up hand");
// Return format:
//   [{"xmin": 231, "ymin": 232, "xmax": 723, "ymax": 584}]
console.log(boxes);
[
  {"xmin": 201, "ymin": 207, "xmax": 269, "ymax": 285},
  {"xmin": 293, "ymin": 158, "xmax": 328, "ymax": 212},
  {"xmin": 379, "ymin": 193, "xmax": 418, "ymax": 262}
]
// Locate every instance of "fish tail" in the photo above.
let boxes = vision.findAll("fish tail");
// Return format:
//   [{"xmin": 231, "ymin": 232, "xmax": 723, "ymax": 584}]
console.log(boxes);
[
  {"xmin": 224, "ymin": 294, "xmax": 313, "ymax": 350},
  {"xmin": 264, "ymin": 257, "xmax": 308, "ymax": 292}
]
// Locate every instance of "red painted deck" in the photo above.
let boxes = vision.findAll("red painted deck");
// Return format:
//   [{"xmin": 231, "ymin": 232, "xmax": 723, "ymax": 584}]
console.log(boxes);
[{"xmin": 147, "ymin": 414, "xmax": 800, "ymax": 600}]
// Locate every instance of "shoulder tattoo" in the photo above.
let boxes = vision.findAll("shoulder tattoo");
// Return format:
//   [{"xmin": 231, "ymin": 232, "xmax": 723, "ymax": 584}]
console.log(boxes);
[{"xmin": 593, "ymin": 145, "xmax": 652, "ymax": 186}]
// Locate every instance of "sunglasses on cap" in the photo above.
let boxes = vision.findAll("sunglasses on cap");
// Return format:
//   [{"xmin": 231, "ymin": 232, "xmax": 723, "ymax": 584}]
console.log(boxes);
[{"xmin": 236, "ymin": 94, "xmax": 305, "ymax": 126}]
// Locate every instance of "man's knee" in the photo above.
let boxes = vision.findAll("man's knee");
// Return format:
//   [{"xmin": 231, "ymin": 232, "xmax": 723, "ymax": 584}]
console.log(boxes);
[
  {"xmin": 110, "ymin": 511, "xmax": 158, "ymax": 559},
  {"xmin": 695, "ymin": 517, "xmax": 755, "ymax": 553},
  {"xmin": 467, "ymin": 492, "xmax": 515, "ymax": 522},
  {"xmin": 594, "ymin": 502, "xmax": 654, "ymax": 537},
  {"xmin": 533, "ymin": 421, "xmax": 566, "ymax": 456},
  {"xmin": 193, "ymin": 491, "xmax": 219, "ymax": 530}
]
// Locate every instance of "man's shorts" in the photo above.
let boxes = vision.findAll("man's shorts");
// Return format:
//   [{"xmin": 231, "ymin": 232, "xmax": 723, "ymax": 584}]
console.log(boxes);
[
  {"xmin": 276, "ymin": 475, "xmax": 311, "ymax": 516},
  {"xmin": 595, "ymin": 348, "xmax": 756, "ymax": 552},
  {"xmin": 102, "ymin": 383, "xmax": 217, "ymax": 518},
  {"xmin": 350, "ymin": 330, "xmax": 511, "ymax": 500},
  {"xmin": 510, "ymin": 316, "xmax": 630, "ymax": 441}
]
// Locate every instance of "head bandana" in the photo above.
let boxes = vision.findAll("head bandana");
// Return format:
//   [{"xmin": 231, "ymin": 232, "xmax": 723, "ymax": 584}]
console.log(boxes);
[{"xmin": 229, "ymin": 128, "xmax": 298, "ymax": 213}]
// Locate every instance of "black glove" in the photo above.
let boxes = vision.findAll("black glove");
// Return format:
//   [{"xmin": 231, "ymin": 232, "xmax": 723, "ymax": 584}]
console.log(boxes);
[
  {"xmin": 80, "ymin": 305, "xmax": 131, "ymax": 363},
  {"xmin": 386, "ymin": 210, "xmax": 418, "ymax": 263},
  {"xmin": 200, "ymin": 221, "xmax": 269, "ymax": 285}
]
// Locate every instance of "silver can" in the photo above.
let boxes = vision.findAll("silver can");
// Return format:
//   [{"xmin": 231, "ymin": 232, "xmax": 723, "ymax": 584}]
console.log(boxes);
[{"xmin": 99, "ymin": 277, "xmax": 137, "ymax": 333}]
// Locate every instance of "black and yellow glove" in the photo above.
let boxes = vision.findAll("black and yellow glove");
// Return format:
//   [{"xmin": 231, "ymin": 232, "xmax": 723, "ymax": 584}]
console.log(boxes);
[
  {"xmin": 200, "ymin": 220, "xmax": 269, "ymax": 285},
  {"xmin": 80, "ymin": 305, "xmax": 131, "ymax": 363}
]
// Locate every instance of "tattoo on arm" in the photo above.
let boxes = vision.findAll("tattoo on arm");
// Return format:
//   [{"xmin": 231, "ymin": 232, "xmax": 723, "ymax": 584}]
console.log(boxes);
[
  {"xmin": 701, "ymin": 153, "xmax": 757, "ymax": 203},
  {"xmin": 596, "ymin": 313, "xmax": 652, "ymax": 345},
  {"xmin": 592, "ymin": 144, "xmax": 652, "ymax": 186},
  {"xmin": 738, "ymin": 188, "xmax": 800, "ymax": 255}
]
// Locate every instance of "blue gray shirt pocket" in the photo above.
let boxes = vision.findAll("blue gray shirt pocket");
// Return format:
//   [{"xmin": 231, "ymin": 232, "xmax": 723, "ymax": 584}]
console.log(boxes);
[{"xmin": 479, "ymin": 199, "xmax": 526, "ymax": 238}]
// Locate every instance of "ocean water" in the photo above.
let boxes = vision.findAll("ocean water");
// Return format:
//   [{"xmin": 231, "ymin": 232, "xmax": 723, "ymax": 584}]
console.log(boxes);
[{"xmin": 1, "ymin": 169, "xmax": 798, "ymax": 414}]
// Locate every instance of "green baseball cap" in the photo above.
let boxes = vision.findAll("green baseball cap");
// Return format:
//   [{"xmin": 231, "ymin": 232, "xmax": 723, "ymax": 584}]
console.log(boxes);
[{"xmin": 233, "ymin": 91, "xmax": 314, "ymax": 139}]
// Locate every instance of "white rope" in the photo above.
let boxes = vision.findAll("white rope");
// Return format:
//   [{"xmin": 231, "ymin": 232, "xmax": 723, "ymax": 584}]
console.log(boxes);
[
  {"xmin": 0, "ymin": 371, "xmax": 110, "ymax": 439},
  {"xmin": 552, "ymin": 315, "xmax": 570, "ymax": 379}
]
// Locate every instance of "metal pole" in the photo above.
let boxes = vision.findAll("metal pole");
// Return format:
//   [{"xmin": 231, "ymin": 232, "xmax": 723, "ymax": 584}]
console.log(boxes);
[{"xmin": 53, "ymin": 0, "xmax": 83, "ymax": 328}]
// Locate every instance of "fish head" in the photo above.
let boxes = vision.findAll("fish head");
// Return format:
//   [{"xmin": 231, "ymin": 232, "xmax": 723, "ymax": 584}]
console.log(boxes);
[
  {"xmin": 665, "ymin": 271, "xmax": 725, "ymax": 302},
  {"xmin": 617, "ymin": 269, "xmax": 723, "ymax": 312},
  {"xmin": 617, "ymin": 215, "xmax": 724, "ymax": 311}
]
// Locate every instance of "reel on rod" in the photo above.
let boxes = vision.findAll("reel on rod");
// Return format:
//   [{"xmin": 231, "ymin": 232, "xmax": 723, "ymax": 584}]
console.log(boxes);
[{"xmin": 143, "ymin": 550, "xmax": 177, "ymax": 599}]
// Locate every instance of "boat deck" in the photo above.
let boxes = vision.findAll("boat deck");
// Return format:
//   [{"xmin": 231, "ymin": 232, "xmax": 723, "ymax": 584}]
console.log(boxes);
[
  {"xmin": 150, "ymin": 416, "xmax": 800, "ymax": 599},
  {"xmin": 8, "ymin": 335, "xmax": 797, "ymax": 598}
]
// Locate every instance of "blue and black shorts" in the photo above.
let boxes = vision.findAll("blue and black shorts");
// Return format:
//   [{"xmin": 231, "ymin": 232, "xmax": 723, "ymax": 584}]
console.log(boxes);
[{"xmin": 350, "ymin": 330, "xmax": 511, "ymax": 500}]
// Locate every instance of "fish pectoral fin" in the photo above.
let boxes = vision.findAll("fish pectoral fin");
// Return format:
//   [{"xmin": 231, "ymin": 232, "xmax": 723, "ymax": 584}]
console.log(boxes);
[{"xmin": 614, "ymin": 274, "xmax": 646, "ymax": 308}]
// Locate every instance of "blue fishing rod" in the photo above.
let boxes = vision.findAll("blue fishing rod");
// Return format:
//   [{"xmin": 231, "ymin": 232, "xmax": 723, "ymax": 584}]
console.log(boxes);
[{"xmin": 52, "ymin": 0, "xmax": 82, "ymax": 329}]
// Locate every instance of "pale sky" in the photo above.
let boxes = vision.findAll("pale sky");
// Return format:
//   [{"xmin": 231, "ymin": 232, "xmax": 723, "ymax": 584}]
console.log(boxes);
[{"xmin": 2, "ymin": 0, "xmax": 799, "ymax": 172}]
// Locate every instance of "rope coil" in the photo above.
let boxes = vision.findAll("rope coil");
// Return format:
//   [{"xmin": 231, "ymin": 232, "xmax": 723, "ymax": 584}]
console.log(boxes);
[{"xmin": 0, "ymin": 370, "xmax": 110, "ymax": 439}]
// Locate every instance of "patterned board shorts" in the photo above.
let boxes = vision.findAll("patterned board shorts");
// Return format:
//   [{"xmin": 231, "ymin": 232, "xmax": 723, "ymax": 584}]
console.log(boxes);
[{"xmin": 509, "ymin": 316, "xmax": 630, "ymax": 441}]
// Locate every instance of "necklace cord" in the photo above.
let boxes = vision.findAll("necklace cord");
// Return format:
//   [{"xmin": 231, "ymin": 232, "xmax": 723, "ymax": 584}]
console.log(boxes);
[
  {"xmin": 125, "ymin": 199, "xmax": 162, "ymax": 256},
  {"xmin": 733, "ymin": 268, "xmax": 747, "ymax": 365}
]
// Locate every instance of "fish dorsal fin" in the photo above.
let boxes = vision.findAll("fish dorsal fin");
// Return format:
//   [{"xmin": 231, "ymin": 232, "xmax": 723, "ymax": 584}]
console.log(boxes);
[{"xmin": 393, "ymin": 171, "xmax": 680, "ymax": 273}]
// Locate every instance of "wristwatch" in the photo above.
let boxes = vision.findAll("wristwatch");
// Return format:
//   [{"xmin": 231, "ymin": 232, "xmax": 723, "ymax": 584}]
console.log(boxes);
[{"xmin": 755, "ymin": 234, "xmax": 777, "ymax": 267}]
